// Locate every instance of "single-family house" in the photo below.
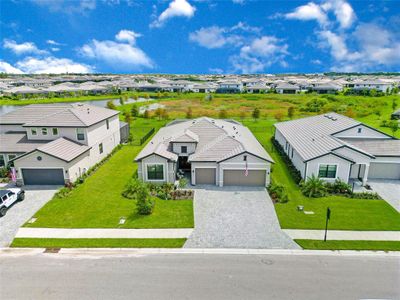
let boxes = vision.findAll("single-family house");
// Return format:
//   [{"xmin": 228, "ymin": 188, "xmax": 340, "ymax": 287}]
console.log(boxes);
[
  {"xmin": 275, "ymin": 83, "xmax": 300, "ymax": 94},
  {"xmin": 274, "ymin": 113, "xmax": 400, "ymax": 185},
  {"xmin": 216, "ymin": 82, "xmax": 243, "ymax": 93},
  {"xmin": 352, "ymin": 79, "xmax": 392, "ymax": 93},
  {"xmin": 0, "ymin": 103, "xmax": 121, "ymax": 185},
  {"xmin": 135, "ymin": 117, "xmax": 273, "ymax": 187}
]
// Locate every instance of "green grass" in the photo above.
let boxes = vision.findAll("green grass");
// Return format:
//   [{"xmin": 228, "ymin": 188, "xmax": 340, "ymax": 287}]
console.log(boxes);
[
  {"xmin": 295, "ymin": 239, "xmax": 400, "ymax": 251},
  {"xmin": 247, "ymin": 124, "xmax": 400, "ymax": 231},
  {"xmin": 11, "ymin": 238, "xmax": 186, "ymax": 248},
  {"xmin": 25, "ymin": 144, "xmax": 194, "ymax": 229}
]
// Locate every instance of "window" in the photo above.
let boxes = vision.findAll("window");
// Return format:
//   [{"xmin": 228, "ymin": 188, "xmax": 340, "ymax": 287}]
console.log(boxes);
[
  {"xmin": 106, "ymin": 119, "xmax": 110, "ymax": 130},
  {"xmin": 99, "ymin": 143, "xmax": 103, "ymax": 154},
  {"xmin": 41, "ymin": 128, "xmax": 48, "ymax": 135},
  {"xmin": 76, "ymin": 128, "xmax": 85, "ymax": 141},
  {"xmin": 181, "ymin": 146, "xmax": 187, "ymax": 153},
  {"xmin": 243, "ymin": 155, "xmax": 247, "ymax": 161},
  {"xmin": 0, "ymin": 155, "xmax": 5, "ymax": 167},
  {"xmin": 318, "ymin": 164, "xmax": 337, "ymax": 178},
  {"xmin": 291, "ymin": 148, "xmax": 294, "ymax": 158},
  {"xmin": 357, "ymin": 127, "xmax": 362, "ymax": 133},
  {"xmin": 31, "ymin": 128, "xmax": 37, "ymax": 136},
  {"xmin": 147, "ymin": 164, "xmax": 164, "ymax": 180},
  {"xmin": 52, "ymin": 128, "xmax": 58, "ymax": 135}
]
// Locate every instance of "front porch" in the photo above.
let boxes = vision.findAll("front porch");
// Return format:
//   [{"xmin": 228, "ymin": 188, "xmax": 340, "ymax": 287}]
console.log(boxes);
[{"xmin": 349, "ymin": 163, "xmax": 370, "ymax": 186}]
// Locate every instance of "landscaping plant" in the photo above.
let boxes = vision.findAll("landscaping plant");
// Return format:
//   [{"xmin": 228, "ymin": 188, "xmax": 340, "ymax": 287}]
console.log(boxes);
[{"xmin": 300, "ymin": 175, "xmax": 327, "ymax": 198}]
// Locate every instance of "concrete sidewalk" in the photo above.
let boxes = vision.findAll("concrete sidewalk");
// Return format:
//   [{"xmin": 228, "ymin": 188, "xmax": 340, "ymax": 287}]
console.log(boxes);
[
  {"xmin": 283, "ymin": 229, "xmax": 400, "ymax": 241},
  {"xmin": 15, "ymin": 228, "xmax": 193, "ymax": 239}
]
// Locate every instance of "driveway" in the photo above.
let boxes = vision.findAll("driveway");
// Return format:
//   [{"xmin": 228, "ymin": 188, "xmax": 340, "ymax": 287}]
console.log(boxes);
[
  {"xmin": 0, "ymin": 184, "xmax": 59, "ymax": 247},
  {"xmin": 368, "ymin": 180, "xmax": 400, "ymax": 212},
  {"xmin": 184, "ymin": 186, "xmax": 300, "ymax": 249}
]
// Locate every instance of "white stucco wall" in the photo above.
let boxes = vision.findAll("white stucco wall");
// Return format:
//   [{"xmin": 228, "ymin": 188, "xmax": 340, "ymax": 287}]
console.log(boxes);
[
  {"xmin": 171, "ymin": 142, "xmax": 196, "ymax": 156},
  {"xmin": 306, "ymin": 153, "xmax": 352, "ymax": 183},
  {"xmin": 333, "ymin": 125, "xmax": 389, "ymax": 139},
  {"xmin": 26, "ymin": 127, "xmax": 82, "ymax": 142},
  {"xmin": 138, "ymin": 154, "xmax": 175, "ymax": 183}
]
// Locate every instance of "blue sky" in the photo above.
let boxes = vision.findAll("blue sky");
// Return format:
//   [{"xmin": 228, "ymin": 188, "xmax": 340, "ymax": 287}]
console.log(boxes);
[{"xmin": 1, "ymin": 0, "xmax": 399, "ymax": 74}]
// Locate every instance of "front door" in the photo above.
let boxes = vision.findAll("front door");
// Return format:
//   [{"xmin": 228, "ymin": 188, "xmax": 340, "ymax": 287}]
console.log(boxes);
[{"xmin": 178, "ymin": 156, "xmax": 191, "ymax": 171}]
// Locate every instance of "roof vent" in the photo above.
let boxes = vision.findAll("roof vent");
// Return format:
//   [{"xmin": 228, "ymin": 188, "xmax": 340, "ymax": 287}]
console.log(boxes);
[
  {"xmin": 332, "ymin": 117, "xmax": 337, "ymax": 121},
  {"xmin": 87, "ymin": 108, "xmax": 90, "ymax": 114}
]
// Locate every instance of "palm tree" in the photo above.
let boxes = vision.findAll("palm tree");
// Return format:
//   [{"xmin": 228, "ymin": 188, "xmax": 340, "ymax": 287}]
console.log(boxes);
[{"xmin": 300, "ymin": 175, "xmax": 327, "ymax": 198}]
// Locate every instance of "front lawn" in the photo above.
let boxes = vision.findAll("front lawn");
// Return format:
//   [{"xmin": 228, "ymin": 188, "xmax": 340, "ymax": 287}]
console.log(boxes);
[
  {"xmin": 295, "ymin": 240, "xmax": 400, "ymax": 251},
  {"xmin": 24, "ymin": 143, "xmax": 194, "ymax": 229},
  {"xmin": 247, "ymin": 122, "xmax": 400, "ymax": 231},
  {"xmin": 11, "ymin": 238, "xmax": 186, "ymax": 248}
]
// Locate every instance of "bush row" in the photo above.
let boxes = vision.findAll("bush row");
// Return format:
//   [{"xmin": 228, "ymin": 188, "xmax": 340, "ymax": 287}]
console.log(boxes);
[{"xmin": 271, "ymin": 137, "xmax": 302, "ymax": 184}]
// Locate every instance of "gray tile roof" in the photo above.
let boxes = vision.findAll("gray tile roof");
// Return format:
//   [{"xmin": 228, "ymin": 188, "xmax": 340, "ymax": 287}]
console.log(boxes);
[
  {"xmin": 0, "ymin": 133, "xmax": 48, "ymax": 153},
  {"xmin": 0, "ymin": 103, "xmax": 119, "ymax": 127},
  {"xmin": 135, "ymin": 117, "xmax": 273, "ymax": 163},
  {"xmin": 35, "ymin": 137, "xmax": 91, "ymax": 162},
  {"xmin": 340, "ymin": 139, "xmax": 400, "ymax": 157},
  {"xmin": 274, "ymin": 113, "xmax": 360, "ymax": 161}
]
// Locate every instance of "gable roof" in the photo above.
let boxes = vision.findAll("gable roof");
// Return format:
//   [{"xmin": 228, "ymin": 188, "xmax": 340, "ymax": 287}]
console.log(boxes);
[
  {"xmin": 135, "ymin": 117, "xmax": 273, "ymax": 163},
  {"xmin": 0, "ymin": 103, "xmax": 119, "ymax": 127},
  {"xmin": 0, "ymin": 133, "xmax": 48, "ymax": 153}
]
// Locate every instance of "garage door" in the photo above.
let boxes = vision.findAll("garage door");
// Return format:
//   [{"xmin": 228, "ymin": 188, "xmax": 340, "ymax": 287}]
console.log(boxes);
[
  {"xmin": 22, "ymin": 168, "xmax": 65, "ymax": 185},
  {"xmin": 223, "ymin": 170, "xmax": 266, "ymax": 186},
  {"xmin": 195, "ymin": 168, "xmax": 216, "ymax": 185},
  {"xmin": 368, "ymin": 163, "xmax": 400, "ymax": 180}
]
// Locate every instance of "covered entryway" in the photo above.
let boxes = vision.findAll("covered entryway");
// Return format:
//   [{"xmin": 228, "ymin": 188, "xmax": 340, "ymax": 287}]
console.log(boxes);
[
  {"xmin": 368, "ymin": 163, "xmax": 400, "ymax": 180},
  {"xmin": 223, "ymin": 170, "xmax": 266, "ymax": 186},
  {"xmin": 21, "ymin": 168, "xmax": 65, "ymax": 185},
  {"xmin": 195, "ymin": 168, "xmax": 216, "ymax": 185}
]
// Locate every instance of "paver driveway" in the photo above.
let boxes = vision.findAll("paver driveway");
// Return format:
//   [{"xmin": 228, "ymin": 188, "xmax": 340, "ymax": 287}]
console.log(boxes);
[
  {"xmin": 0, "ymin": 185, "xmax": 59, "ymax": 247},
  {"xmin": 184, "ymin": 186, "xmax": 300, "ymax": 249},
  {"xmin": 368, "ymin": 180, "xmax": 400, "ymax": 212}
]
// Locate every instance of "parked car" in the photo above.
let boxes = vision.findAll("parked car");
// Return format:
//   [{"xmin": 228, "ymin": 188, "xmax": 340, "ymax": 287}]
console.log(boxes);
[{"xmin": 0, "ymin": 188, "xmax": 25, "ymax": 217}]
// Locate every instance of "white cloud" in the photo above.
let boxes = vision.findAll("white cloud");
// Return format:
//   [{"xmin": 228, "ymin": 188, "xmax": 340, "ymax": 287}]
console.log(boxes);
[
  {"xmin": 319, "ymin": 30, "xmax": 360, "ymax": 61},
  {"xmin": 331, "ymin": 0, "xmax": 356, "ymax": 29},
  {"xmin": 115, "ymin": 29, "xmax": 141, "ymax": 45},
  {"xmin": 209, "ymin": 67, "xmax": 224, "ymax": 74},
  {"xmin": 51, "ymin": 47, "xmax": 60, "ymax": 52},
  {"xmin": 3, "ymin": 39, "xmax": 48, "ymax": 55},
  {"xmin": 230, "ymin": 36, "xmax": 289, "ymax": 73},
  {"xmin": 0, "ymin": 61, "xmax": 24, "ymax": 74},
  {"xmin": 79, "ymin": 39, "xmax": 153, "ymax": 70},
  {"xmin": 30, "ymin": 0, "xmax": 96, "ymax": 14},
  {"xmin": 15, "ymin": 56, "xmax": 92, "ymax": 74},
  {"xmin": 46, "ymin": 39, "xmax": 62, "ymax": 46},
  {"xmin": 189, "ymin": 26, "xmax": 229, "ymax": 49},
  {"xmin": 285, "ymin": 2, "xmax": 328, "ymax": 26},
  {"xmin": 151, "ymin": 0, "xmax": 196, "ymax": 28}
]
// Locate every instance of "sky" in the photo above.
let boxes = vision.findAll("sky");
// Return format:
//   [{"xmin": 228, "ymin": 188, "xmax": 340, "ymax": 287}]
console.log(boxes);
[{"xmin": 1, "ymin": 0, "xmax": 399, "ymax": 74}]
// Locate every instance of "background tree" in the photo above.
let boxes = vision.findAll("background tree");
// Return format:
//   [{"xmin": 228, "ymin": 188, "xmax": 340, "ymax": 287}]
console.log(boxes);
[
  {"xmin": 392, "ymin": 99, "xmax": 398, "ymax": 111},
  {"xmin": 345, "ymin": 108, "xmax": 356, "ymax": 118},
  {"xmin": 274, "ymin": 112, "xmax": 284, "ymax": 122},
  {"xmin": 124, "ymin": 111, "xmax": 132, "ymax": 124},
  {"xmin": 388, "ymin": 120, "xmax": 399, "ymax": 137},
  {"xmin": 143, "ymin": 109, "xmax": 150, "ymax": 119},
  {"xmin": 161, "ymin": 109, "xmax": 169, "ymax": 120},
  {"xmin": 154, "ymin": 107, "xmax": 163, "ymax": 120},
  {"xmin": 186, "ymin": 107, "xmax": 193, "ymax": 119},
  {"xmin": 107, "ymin": 100, "xmax": 116, "ymax": 110},
  {"xmin": 252, "ymin": 107, "xmax": 260, "ymax": 122},
  {"xmin": 239, "ymin": 111, "xmax": 246, "ymax": 121},
  {"xmin": 219, "ymin": 109, "xmax": 228, "ymax": 119},
  {"xmin": 287, "ymin": 107, "xmax": 295, "ymax": 119},
  {"xmin": 131, "ymin": 104, "xmax": 138, "ymax": 118},
  {"xmin": 119, "ymin": 96, "xmax": 125, "ymax": 106}
]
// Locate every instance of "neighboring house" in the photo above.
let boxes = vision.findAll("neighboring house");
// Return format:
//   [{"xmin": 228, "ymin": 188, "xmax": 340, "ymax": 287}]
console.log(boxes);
[
  {"xmin": 352, "ymin": 80, "xmax": 392, "ymax": 93},
  {"xmin": 216, "ymin": 82, "xmax": 243, "ymax": 93},
  {"xmin": 135, "ymin": 117, "xmax": 273, "ymax": 187},
  {"xmin": 0, "ymin": 103, "xmax": 121, "ymax": 185},
  {"xmin": 246, "ymin": 85, "xmax": 270, "ymax": 94},
  {"xmin": 310, "ymin": 83, "xmax": 342, "ymax": 94},
  {"xmin": 274, "ymin": 113, "xmax": 400, "ymax": 185},
  {"xmin": 275, "ymin": 83, "xmax": 300, "ymax": 94}
]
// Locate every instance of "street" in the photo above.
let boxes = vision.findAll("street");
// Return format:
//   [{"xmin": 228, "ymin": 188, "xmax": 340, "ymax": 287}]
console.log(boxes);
[{"xmin": 0, "ymin": 252, "xmax": 399, "ymax": 300}]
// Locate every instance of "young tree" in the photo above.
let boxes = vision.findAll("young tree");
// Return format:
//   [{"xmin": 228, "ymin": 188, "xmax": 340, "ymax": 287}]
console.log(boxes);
[
  {"xmin": 107, "ymin": 100, "xmax": 116, "ymax": 110},
  {"xmin": 219, "ymin": 109, "xmax": 228, "ymax": 119},
  {"xmin": 392, "ymin": 99, "xmax": 398, "ymax": 111},
  {"xmin": 274, "ymin": 112, "xmax": 284, "ymax": 122},
  {"xmin": 388, "ymin": 120, "xmax": 399, "ymax": 137},
  {"xmin": 131, "ymin": 104, "xmax": 138, "ymax": 117},
  {"xmin": 124, "ymin": 111, "xmax": 132, "ymax": 124},
  {"xmin": 186, "ymin": 107, "xmax": 193, "ymax": 119},
  {"xmin": 119, "ymin": 96, "xmax": 125, "ymax": 106},
  {"xmin": 161, "ymin": 109, "xmax": 169, "ymax": 120},
  {"xmin": 252, "ymin": 107, "xmax": 260, "ymax": 122},
  {"xmin": 345, "ymin": 108, "xmax": 356, "ymax": 118},
  {"xmin": 143, "ymin": 109, "xmax": 150, "ymax": 119},
  {"xmin": 154, "ymin": 107, "xmax": 163, "ymax": 120},
  {"xmin": 287, "ymin": 107, "xmax": 295, "ymax": 119}
]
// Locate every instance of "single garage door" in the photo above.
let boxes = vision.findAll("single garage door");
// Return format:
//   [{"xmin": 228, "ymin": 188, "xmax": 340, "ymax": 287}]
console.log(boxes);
[
  {"xmin": 368, "ymin": 163, "xmax": 400, "ymax": 180},
  {"xmin": 195, "ymin": 168, "xmax": 216, "ymax": 185},
  {"xmin": 22, "ymin": 168, "xmax": 65, "ymax": 185},
  {"xmin": 223, "ymin": 170, "xmax": 266, "ymax": 186}
]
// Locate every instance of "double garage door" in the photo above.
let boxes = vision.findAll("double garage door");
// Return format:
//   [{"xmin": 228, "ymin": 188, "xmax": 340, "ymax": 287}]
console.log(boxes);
[
  {"xmin": 368, "ymin": 163, "xmax": 400, "ymax": 180},
  {"xmin": 22, "ymin": 168, "xmax": 65, "ymax": 185}
]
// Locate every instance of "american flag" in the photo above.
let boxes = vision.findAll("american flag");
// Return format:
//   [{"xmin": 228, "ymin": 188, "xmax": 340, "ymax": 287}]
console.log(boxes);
[{"xmin": 11, "ymin": 167, "xmax": 17, "ymax": 182}]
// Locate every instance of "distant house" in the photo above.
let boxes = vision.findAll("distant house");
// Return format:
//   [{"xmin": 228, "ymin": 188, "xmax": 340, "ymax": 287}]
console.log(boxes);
[
  {"xmin": 135, "ymin": 117, "xmax": 273, "ymax": 187},
  {"xmin": 0, "ymin": 103, "xmax": 122, "ymax": 185},
  {"xmin": 274, "ymin": 113, "xmax": 400, "ymax": 185},
  {"xmin": 310, "ymin": 83, "xmax": 342, "ymax": 94},
  {"xmin": 352, "ymin": 80, "xmax": 392, "ymax": 93},
  {"xmin": 216, "ymin": 82, "xmax": 243, "ymax": 93},
  {"xmin": 275, "ymin": 83, "xmax": 300, "ymax": 94},
  {"xmin": 246, "ymin": 85, "xmax": 270, "ymax": 94}
]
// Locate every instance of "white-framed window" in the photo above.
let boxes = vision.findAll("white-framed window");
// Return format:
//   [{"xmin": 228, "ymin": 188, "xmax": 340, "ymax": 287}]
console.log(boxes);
[
  {"xmin": 42, "ymin": 128, "xmax": 48, "ymax": 135},
  {"xmin": 99, "ymin": 143, "xmax": 103, "ymax": 154},
  {"xmin": 31, "ymin": 128, "xmax": 37, "ymax": 136},
  {"xmin": 76, "ymin": 128, "xmax": 85, "ymax": 141},
  {"xmin": 52, "ymin": 128, "xmax": 59, "ymax": 135},
  {"xmin": 318, "ymin": 164, "xmax": 337, "ymax": 179},
  {"xmin": 106, "ymin": 119, "xmax": 110, "ymax": 130},
  {"xmin": 147, "ymin": 164, "xmax": 164, "ymax": 180}
]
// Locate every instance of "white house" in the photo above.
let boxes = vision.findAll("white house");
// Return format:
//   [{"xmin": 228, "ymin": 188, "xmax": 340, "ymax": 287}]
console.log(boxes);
[
  {"xmin": 135, "ymin": 118, "xmax": 273, "ymax": 187},
  {"xmin": 0, "ymin": 103, "xmax": 121, "ymax": 185},
  {"xmin": 352, "ymin": 80, "xmax": 392, "ymax": 93},
  {"xmin": 274, "ymin": 113, "xmax": 400, "ymax": 185}
]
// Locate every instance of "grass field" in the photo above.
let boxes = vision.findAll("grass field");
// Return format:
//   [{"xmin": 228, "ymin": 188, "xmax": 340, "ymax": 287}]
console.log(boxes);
[
  {"xmin": 11, "ymin": 238, "xmax": 186, "ymax": 248},
  {"xmin": 295, "ymin": 240, "xmax": 400, "ymax": 251}
]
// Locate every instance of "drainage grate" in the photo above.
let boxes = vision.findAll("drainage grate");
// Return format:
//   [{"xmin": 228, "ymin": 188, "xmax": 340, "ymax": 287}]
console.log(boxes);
[{"xmin": 43, "ymin": 248, "xmax": 60, "ymax": 253}]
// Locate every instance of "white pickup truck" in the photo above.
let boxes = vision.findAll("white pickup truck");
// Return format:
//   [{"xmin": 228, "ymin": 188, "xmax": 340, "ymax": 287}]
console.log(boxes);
[{"xmin": 0, "ymin": 188, "xmax": 25, "ymax": 217}]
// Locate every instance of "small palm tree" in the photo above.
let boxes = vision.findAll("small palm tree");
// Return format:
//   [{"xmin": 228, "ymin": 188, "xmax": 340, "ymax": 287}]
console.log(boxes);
[{"xmin": 300, "ymin": 175, "xmax": 327, "ymax": 198}]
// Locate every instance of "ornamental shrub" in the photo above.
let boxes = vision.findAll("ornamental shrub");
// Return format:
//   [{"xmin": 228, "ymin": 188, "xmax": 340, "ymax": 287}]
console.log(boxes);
[{"xmin": 300, "ymin": 175, "xmax": 327, "ymax": 198}]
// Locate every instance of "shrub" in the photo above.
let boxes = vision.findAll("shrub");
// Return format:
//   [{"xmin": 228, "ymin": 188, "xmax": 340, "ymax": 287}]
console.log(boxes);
[
  {"xmin": 272, "ymin": 138, "xmax": 302, "ymax": 184},
  {"xmin": 178, "ymin": 177, "xmax": 188, "ymax": 188},
  {"xmin": 122, "ymin": 178, "xmax": 144, "ymax": 199},
  {"xmin": 350, "ymin": 192, "xmax": 381, "ymax": 200},
  {"xmin": 0, "ymin": 167, "xmax": 9, "ymax": 178},
  {"xmin": 300, "ymin": 175, "xmax": 327, "ymax": 198},
  {"xmin": 268, "ymin": 182, "xmax": 289, "ymax": 203},
  {"xmin": 325, "ymin": 179, "xmax": 352, "ymax": 195},
  {"xmin": 55, "ymin": 187, "xmax": 73, "ymax": 198}
]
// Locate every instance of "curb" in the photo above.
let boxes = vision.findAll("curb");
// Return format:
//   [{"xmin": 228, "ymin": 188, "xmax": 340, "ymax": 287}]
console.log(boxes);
[{"xmin": 1, "ymin": 247, "xmax": 399, "ymax": 257}]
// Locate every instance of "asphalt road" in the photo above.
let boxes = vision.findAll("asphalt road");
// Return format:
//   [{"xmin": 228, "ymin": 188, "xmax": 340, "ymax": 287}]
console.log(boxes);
[{"xmin": 0, "ymin": 253, "xmax": 398, "ymax": 300}]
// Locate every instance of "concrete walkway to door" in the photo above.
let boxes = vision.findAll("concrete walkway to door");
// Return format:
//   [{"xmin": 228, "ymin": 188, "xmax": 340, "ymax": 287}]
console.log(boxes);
[{"xmin": 184, "ymin": 186, "xmax": 300, "ymax": 249}]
